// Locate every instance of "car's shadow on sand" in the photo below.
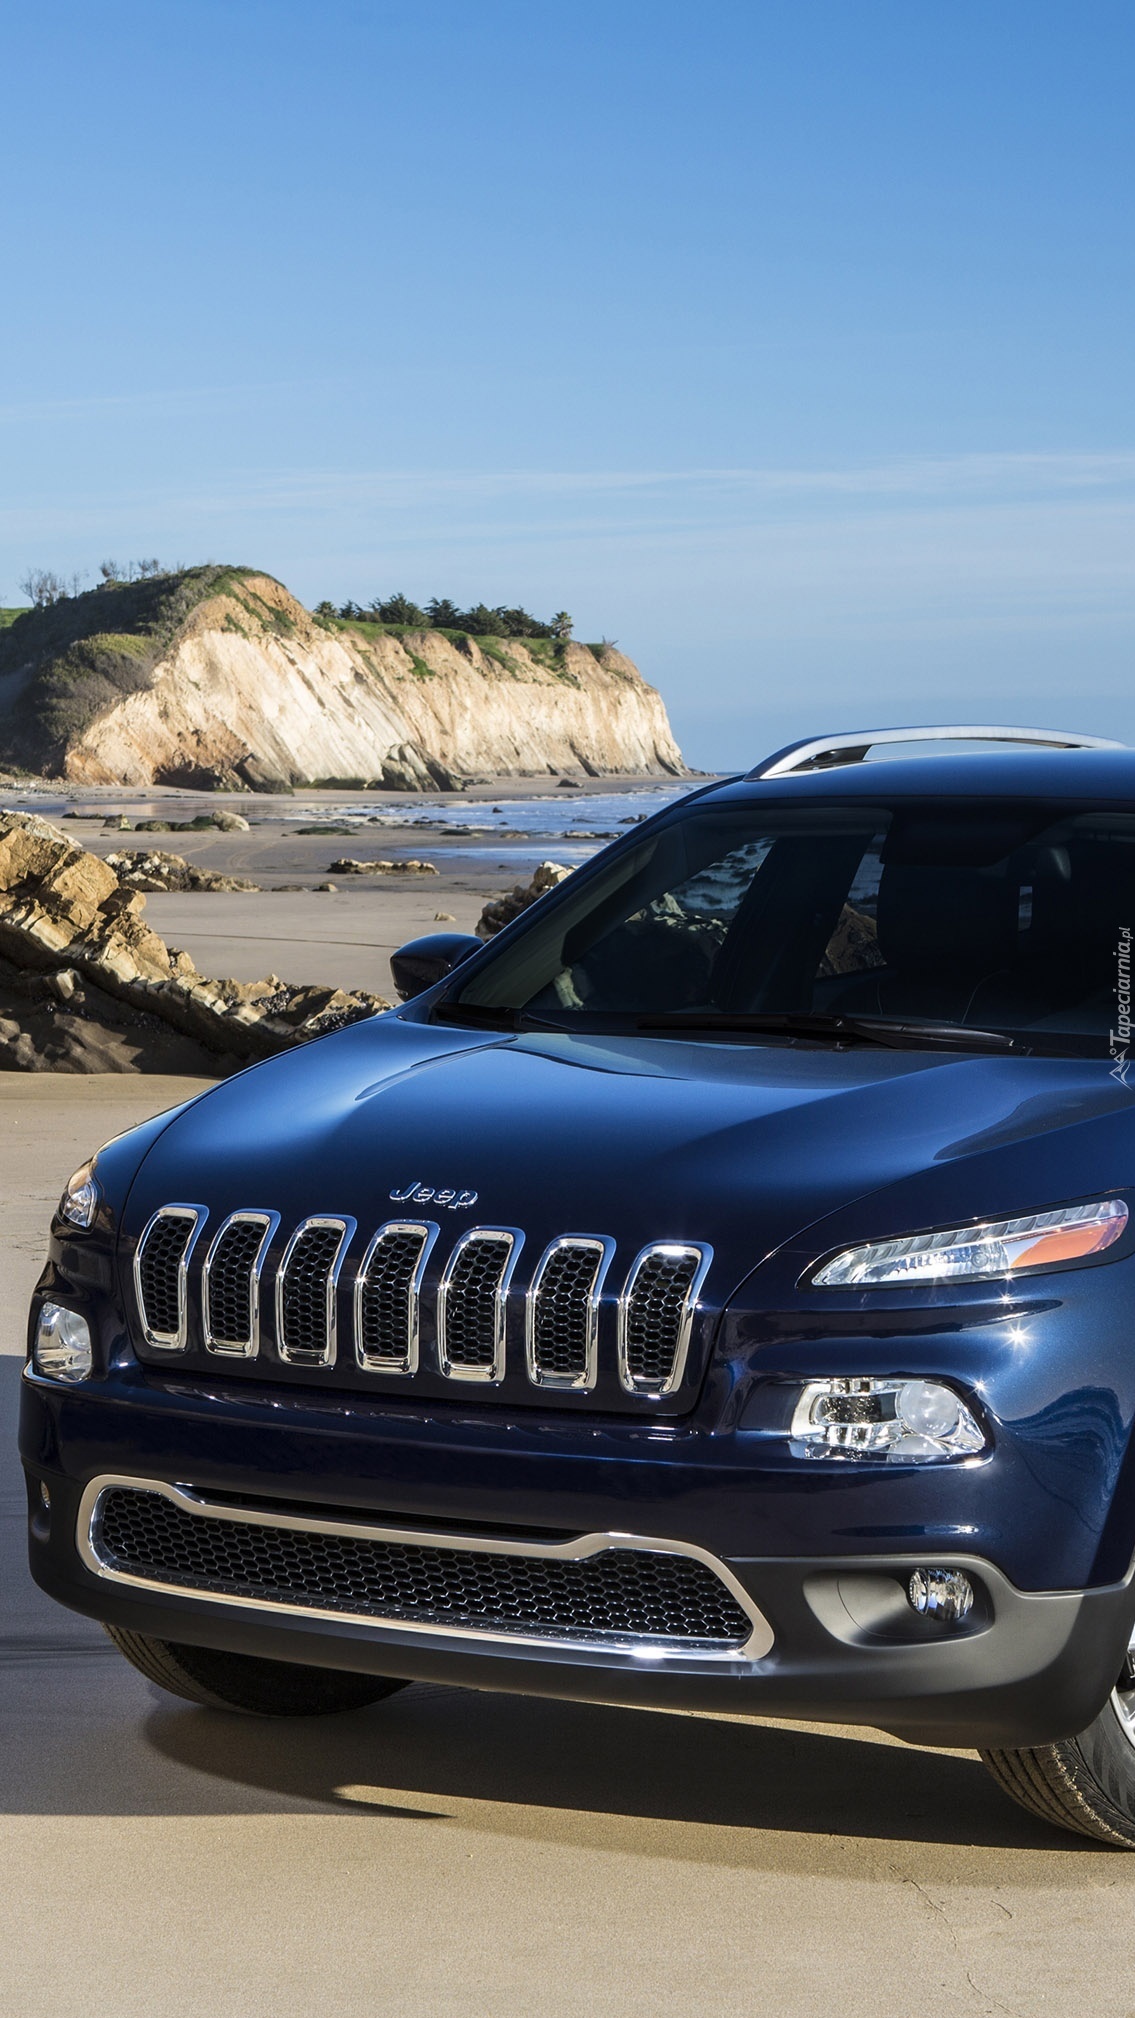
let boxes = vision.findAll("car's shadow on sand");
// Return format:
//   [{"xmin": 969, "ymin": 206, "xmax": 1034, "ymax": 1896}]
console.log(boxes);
[{"xmin": 140, "ymin": 1679, "xmax": 1119, "ymax": 1879}]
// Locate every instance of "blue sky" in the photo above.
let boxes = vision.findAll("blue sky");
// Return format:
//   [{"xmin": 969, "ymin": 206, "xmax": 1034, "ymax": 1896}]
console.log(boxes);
[{"xmin": 1, "ymin": 0, "xmax": 1132, "ymax": 770}]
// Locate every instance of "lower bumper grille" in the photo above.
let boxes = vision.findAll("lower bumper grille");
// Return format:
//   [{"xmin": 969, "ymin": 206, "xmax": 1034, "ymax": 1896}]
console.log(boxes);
[{"xmin": 86, "ymin": 1482, "xmax": 762, "ymax": 1657}]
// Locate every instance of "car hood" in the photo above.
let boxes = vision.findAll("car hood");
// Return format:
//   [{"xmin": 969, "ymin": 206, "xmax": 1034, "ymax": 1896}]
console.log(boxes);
[{"xmin": 125, "ymin": 1015, "xmax": 1135, "ymax": 1296}]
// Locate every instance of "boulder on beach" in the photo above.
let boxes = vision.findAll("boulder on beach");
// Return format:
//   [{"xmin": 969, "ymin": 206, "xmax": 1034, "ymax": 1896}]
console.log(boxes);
[
  {"xmin": 477, "ymin": 861, "xmax": 573, "ymax": 938},
  {"xmin": 105, "ymin": 849, "xmax": 260, "ymax": 894},
  {"xmin": 328, "ymin": 857, "xmax": 438, "ymax": 876}
]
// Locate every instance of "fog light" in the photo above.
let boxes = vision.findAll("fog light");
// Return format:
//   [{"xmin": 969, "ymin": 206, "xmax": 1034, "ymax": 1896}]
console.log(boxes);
[
  {"xmin": 908, "ymin": 1567, "xmax": 974, "ymax": 1625},
  {"xmin": 33, "ymin": 1303, "xmax": 93, "ymax": 1382},
  {"xmin": 790, "ymin": 1376, "xmax": 986, "ymax": 1461},
  {"xmin": 39, "ymin": 1481, "xmax": 51, "ymax": 1512}
]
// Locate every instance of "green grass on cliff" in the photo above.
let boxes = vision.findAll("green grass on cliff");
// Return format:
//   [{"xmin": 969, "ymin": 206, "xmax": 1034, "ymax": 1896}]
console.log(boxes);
[
  {"xmin": 323, "ymin": 611, "xmax": 608, "ymax": 676},
  {"xmin": 0, "ymin": 565, "xmax": 269, "ymax": 774}
]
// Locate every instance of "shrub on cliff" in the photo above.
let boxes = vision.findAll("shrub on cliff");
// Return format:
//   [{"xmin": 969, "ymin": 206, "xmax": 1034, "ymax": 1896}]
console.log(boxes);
[{"xmin": 327, "ymin": 593, "xmax": 573, "ymax": 641}]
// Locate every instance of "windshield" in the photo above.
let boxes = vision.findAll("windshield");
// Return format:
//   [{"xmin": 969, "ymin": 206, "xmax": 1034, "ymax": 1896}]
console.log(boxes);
[{"xmin": 444, "ymin": 796, "xmax": 1135, "ymax": 1054}]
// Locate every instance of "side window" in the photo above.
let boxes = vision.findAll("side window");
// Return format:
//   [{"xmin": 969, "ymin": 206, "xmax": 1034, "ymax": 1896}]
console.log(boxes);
[
  {"xmin": 462, "ymin": 807, "xmax": 896, "ymax": 1021},
  {"xmin": 818, "ymin": 844, "xmax": 885, "ymax": 978},
  {"xmin": 631, "ymin": 838, "xmax": 776, "ymax": 964},
  {"xmin": 545, "ymin": 838, "xmax": 777, "ymax": 1012},
  {"xmin": 667, "ymin": 839, "xmax": 776, "ymax": 922}
]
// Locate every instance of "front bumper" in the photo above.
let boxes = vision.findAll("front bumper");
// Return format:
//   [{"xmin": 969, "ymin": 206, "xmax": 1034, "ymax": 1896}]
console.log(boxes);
[{"xmin": 21, "ymin": 1364, "xmax": 1135, "ymax": 1749}]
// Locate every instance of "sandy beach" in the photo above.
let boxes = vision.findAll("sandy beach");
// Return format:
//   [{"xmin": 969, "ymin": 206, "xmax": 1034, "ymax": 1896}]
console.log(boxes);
[{"xmin": 11, "ymin": 773, "xmax": 691, "ymax": 1001}]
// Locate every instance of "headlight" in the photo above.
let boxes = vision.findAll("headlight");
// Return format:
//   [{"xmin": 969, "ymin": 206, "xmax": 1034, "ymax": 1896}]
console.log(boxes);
[
  {"xmin": 59, "ymin": 1159, "xmax": 99, "ymax": 1230},
  {"xmin": 811, "ymin": 1198, "xmax": 1129, "ymax": 1289},
  {"xmin": 33, "ymin": 1303, "xmax": 93, "ymax": 1382}
]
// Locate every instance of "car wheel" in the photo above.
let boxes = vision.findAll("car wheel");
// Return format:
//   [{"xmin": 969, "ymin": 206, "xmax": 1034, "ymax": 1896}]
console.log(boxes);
[
  {"xmin": 981, "ymin": 1629, "xmax": 1135, "ymax": 1845},
  {"xmin": 104, "ymin": 1625, "xmax": 409, "ymax": 1716}
]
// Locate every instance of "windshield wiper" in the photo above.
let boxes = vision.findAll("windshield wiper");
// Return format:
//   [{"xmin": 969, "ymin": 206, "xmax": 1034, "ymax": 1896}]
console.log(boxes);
[{"xmin": 632, "ymin": 1010, "xmax": 1025, "ymax": 1053}]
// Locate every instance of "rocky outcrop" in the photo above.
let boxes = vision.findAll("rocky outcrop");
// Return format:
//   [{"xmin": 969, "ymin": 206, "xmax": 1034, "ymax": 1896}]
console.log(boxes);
[
  {"xmin": 0, "ymin": 568, "xmax": 686, "ymax": 789},
  {"xmin": 105, "ymin": 849, "xmax": 260, "ymax": 894},
  {"xmin": 0, "ymin": 811, "xmax": 390, "ymax": 1072},
  {"xmin": 477, "ymin": 861, "xmax": 573, "ymax": 938},
  {"xmin": 99, "ymin": 811, "xmax": 251, "ymax": 835},
  {"xmin": 328, "ymin": 857, "xmax": 438, "ymax": 877}
]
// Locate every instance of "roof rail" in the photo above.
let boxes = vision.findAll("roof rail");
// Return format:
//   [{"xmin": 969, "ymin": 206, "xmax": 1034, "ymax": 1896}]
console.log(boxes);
[{"xmin": 747, "ymin": 724, "xmax": 1123, "ymax": 782}]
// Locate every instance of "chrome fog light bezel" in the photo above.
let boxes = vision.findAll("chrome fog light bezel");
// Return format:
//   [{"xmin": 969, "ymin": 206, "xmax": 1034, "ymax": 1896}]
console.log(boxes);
[
  {"xmin": 907, "ymin": 1566, "xmax": 975, "ymax": 1625},
  {"xmin": 32, "ymin": 1302, "xmax": 94, "ymax": 1383}
]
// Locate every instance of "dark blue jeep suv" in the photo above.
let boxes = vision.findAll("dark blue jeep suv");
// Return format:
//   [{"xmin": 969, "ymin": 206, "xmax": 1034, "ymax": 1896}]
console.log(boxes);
[{"xmin": 22, "ymin": 724, "xmax": 1135, "ymax": 1845}]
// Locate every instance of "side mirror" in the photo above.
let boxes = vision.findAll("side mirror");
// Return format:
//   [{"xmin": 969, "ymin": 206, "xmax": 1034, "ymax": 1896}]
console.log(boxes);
[{"xmin": 390, "ymin": 932, "xmax": 483, "ymax": 1003}]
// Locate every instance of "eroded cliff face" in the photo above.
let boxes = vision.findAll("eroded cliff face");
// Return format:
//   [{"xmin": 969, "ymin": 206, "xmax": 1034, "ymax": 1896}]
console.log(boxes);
[{"xmin": 46, "ymin": 575, "xmax": 684, "ymax": 788}]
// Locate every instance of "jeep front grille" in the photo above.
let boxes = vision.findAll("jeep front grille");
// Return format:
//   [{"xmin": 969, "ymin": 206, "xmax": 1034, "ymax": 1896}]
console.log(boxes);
[
  {"xmin": 276, "ymin": 1218, "xmax": 352, "ymax": 1367},
  {"xmin": 134, "ymin": 1206, "xmax": 204, "ymax": 1350},
  {"xmin": 130, "ymin": 1204, "xmax": 711, "ymax": 1399},
  {"xmin": 618, "ymin": 1244, "xmax": 709, "ymax": 1396},
  {"xmin": 87, "ymin": 1480, "xmax": 763, "ymax": 1657}
]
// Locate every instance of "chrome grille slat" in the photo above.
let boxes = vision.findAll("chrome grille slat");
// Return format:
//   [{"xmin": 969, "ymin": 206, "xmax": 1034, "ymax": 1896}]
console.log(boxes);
[
  {"xmin": 275, "ymin": 1217, "xmax": 354, "ymax": 1367},
  {"xmin": 202, "ymin": 1211, "xmax": 278, "ymax": 1358},
  {"xmin": 133, "ymin": 1205, "xmax": 206, "ymax": 1351},
  {"xmin": 436, "ymin": 1228, "xmax": 521, "ymax": 1382},
  {"xmin": 618, "ymin": 1243, "xmax": 711, "ymax": 1397},
  {"xmin": 526, "ymin": 1236, "xmax": 614, "ymax": 1390},
  {"xmin": 354, "ymin": 1221, "xmax": 437, "ymax": 1374}
]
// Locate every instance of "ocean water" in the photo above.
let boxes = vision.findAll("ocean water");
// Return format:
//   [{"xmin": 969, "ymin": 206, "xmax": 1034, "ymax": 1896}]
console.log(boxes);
[
  {"xmin": 375, "ymin": 783, "xmax": 692, "ymax": 834},
  {"xmin": 330, "ymin": 783, "xmax": 699, "ymax": 864}
]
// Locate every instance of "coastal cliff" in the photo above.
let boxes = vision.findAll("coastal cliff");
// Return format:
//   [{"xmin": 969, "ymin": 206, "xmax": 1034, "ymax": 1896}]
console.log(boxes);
[{"xmin": 0, "ymin": 568, "xmax": 685, "ymax": 788}]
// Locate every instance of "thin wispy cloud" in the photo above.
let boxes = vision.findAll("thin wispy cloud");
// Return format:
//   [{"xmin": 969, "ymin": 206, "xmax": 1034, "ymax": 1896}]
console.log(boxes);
[
  {"xmin": 202, "ymin": 452, "xmax": 1135, "ymax": 509},
  {"xmin": 5, "ymin": 444, "xmax": 1135, "ymax": 502},
  {"xmin": 10, "ymin": 450, "xmax": 1129, "ymax": 548}
]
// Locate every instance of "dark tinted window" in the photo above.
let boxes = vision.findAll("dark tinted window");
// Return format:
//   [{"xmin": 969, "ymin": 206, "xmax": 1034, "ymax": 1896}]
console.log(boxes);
[{"xmin": 451, "ymin": 799, "xmax": 1135, "ymax": 1049}]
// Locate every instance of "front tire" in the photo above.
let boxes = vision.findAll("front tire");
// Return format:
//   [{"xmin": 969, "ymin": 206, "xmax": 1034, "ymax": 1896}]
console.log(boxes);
[
  {"xmin": 981, "ymin": 1641, "xmax": 1135, "ymax": 1845},
  {"xmin": 104, "ymin": 1626, "xmax": 408, "ymax": 1716}
]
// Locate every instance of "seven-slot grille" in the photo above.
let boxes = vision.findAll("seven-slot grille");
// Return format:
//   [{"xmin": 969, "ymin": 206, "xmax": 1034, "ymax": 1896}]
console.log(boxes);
[
  {"xmin": 131, "ymin": 1206, "xmax": 710, "ymax": 1397},
  {"xmin": 134, "ymin": 1207, "xmax": 202, "ymax": 1349},
  {"xmin": 93, "ymin": 1484, "xmax": 754, "ymax": 1652}
]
